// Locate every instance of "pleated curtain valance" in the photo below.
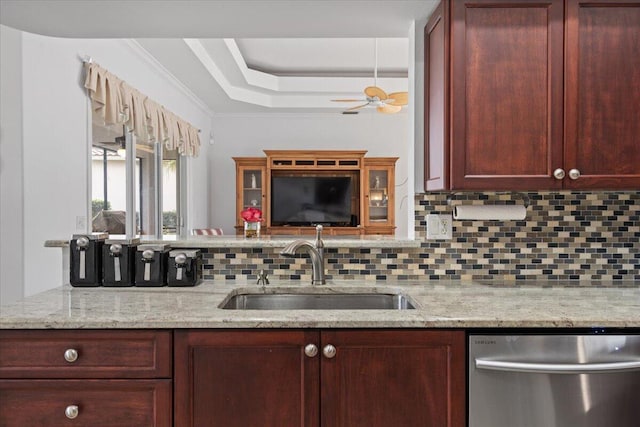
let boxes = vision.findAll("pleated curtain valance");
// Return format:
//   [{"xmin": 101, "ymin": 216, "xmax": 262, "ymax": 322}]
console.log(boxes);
[{"xmin": 83, "ymin": 61, "xmax": 200, "ymax": 157}]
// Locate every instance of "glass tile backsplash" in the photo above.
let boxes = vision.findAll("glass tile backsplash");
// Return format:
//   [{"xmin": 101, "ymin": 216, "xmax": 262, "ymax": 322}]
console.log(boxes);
[{"xmin": 201, "ymin": 191, "xmax": 639, "ymax": 282}]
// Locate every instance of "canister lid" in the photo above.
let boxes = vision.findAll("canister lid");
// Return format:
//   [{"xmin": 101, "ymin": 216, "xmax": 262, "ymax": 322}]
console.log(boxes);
[
  {"xmin": 72, "ymin": 232, "xmax": 108, "ymax": 241},
  {"xmin": 106, "ymin": 237, "xmax": 140, "ymax": 245},
  {"xmin": 137, "ymin": 243, "xmax": 170, "ymax": 252},
  {"xmin": 169, "ymin": 249, "xmax": 201, "ymax": 258}
]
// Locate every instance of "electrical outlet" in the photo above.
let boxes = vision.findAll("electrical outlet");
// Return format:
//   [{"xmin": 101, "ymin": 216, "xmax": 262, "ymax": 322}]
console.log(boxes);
[
  {"xmin": 426, "ymin": 214, "xmax": 453, "ymax": 240},
  {"xmin": 75, "ymin": 215, "xmax": 86, "ymax": 231}
]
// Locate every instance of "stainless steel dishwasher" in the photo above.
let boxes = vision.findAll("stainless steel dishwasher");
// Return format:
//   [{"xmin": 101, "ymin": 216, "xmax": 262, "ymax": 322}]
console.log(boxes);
[{"xmin": 469, "ymin": 332, "xmax": 640, "ymax": 427}]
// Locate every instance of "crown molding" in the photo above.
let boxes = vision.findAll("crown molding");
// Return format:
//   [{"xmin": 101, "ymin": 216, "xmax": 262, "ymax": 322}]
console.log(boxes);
[{"xmin": 122, "ymin": 39, "xmax": 213, "ymax": 116}]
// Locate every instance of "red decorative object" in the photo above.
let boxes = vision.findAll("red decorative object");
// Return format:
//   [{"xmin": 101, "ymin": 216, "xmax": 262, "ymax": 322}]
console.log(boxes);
[{"xmin": 241, "ymin": 207, "xmax": 262, "ymax": 223}]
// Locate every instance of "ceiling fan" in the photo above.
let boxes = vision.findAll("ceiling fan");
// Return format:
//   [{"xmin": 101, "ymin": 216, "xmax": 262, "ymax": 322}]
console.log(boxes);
[{"xmin": 332, "ymin": 39, "xmax": 409, "ymax": 114}]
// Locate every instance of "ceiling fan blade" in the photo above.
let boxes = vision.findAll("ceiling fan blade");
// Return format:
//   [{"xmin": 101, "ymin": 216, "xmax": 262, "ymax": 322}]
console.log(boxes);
[
  {"xmin": 364, "ymin": 86, "xmax": 388, "ymax": 100},
  {"xmin": 387, "ymin": 92, "xmax": 409, "ymax": 106},
  {"xmin": 331, "ymin": 99, "xmax": 366, "ymax": 102},
  {"xmin": 346, "ymin": 103, "xmax": 370, "ymax": 111},
  {"xmin": 377, "ymin": 104, "xmax": 402, "ymax": 114}
]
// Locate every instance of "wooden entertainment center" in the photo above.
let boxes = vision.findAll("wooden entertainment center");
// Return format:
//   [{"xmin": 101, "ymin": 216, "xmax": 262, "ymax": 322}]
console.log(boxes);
[{"xmin": 234, "ymin": 150, "xmax": 398, "ymax": 235}]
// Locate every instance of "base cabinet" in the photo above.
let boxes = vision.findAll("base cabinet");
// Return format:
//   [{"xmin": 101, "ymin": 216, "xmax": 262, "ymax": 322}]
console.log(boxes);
[
  {"xmin": 320, "ymin": 330, "xmax": 465, "ymax": 427},
  {"xmin": 0, "ymin": 330, "xmax": 172, "ymax": 427},
  {"xmin": 174, "ymin": 329, "xmax": 465, "ymax": 427},
  {"xmin": 0, "ymin": 380, "xmax": 171, "ymax": 427}
]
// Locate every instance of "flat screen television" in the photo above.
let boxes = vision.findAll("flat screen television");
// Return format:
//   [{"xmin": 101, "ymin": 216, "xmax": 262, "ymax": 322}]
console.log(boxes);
[{"xmin": 271, "ymin": 176, "xmax": 352, "ymax": 226}]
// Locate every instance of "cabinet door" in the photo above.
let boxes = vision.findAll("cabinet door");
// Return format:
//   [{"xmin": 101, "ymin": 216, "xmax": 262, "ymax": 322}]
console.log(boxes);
[
  {"xmin": 565, "ymin": 0, "xmax": 640, "ymax": 189},
  {"xmin": 233, "ymin": 158, "xmax": 267, "ymax": 231},
  {"xmin": 363, "ymin": 159, "xmax": 397, "ymax": 234},
  {"xmin": 174, "ymin": 330, "xmax": 319, "ymax": 427},
  {"xmin": 0, "ymin": 379, "xmax": 171, "ymax": 427},
  {"xmin": 425, "ymin": 0, "xmax": 450, "ymax": 191},
  {"xmin": 320, "ymin": 330, "xmax": 465, "ymax": 427},
  {"xmin": 451, "ymin": 0, "xmax": 564, "ymax": 190}
]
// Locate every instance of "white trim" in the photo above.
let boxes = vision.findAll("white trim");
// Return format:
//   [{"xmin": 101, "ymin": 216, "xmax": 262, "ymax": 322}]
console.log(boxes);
[
  {"xmin": 85, "ymin": 89, "xmax": 92, "ymax": 233},
  {"xmin": 122, "ymin": 39, "xmax": 214, "ymax": 116},
  {"xmin": 185, "ymin": 38, "xmax": 273, "ymax": 107},
  {"xmin": 187, "ymin": 38, "xmax": 408, "ymax": 109}
]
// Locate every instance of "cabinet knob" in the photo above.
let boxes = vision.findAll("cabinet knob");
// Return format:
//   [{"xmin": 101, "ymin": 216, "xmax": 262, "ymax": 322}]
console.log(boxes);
[
  {"xmin": 568, "ymin": 168, "xmax": 581, "ymax": 180},
  {"xmin": 65, "ymin": 405, "xmax": 79, "ymax": 419},
  {"xmin": 64, "ymin": 348, "xmax": 78, "ymax": 363},
  {"xmin": 304, "ymin": 344, "xmax": 318, "ymax": 358},
  {"xmin": 553, "ymin": 168, "xmax": 565, "ymax": 180},
  {"xmin": 323, "ymin": 344, "xmax": 337, "ymax": 359}
]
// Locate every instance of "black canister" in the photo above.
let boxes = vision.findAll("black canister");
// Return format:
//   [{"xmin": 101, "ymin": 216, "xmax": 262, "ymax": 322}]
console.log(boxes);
[
  {"xmin": 135, "ymin": 244, "xmax": 170, "ymax": 287},
  {"xmin": 103, "ymin": 238, "xmax": 139, "ymax": 287},
  {"xmin": 167, "ymin": 249, "xmax": 202, "ymax": 287},
  {"xmin": 69, "ymin": 233, "xmax": 107, "ymax": 287}
]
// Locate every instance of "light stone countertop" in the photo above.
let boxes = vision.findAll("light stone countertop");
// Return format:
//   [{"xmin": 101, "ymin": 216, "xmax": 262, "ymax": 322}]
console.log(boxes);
[
  {"xmin": 1, "ymin": 280, "xmax": 639, "ymax": 329},
  {"xmin": 44, "ymin": 235, "xmax": 422, "ymax": 249}
]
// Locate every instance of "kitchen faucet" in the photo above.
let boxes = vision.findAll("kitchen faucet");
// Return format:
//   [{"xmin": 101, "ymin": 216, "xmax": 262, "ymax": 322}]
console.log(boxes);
[{"xmin": 280, "ymin": 225, "xmax": 326, "ymax": 285}]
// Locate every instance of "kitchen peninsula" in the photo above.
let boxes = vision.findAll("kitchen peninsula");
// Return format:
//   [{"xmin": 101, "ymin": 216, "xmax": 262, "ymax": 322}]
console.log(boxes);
[{"xmin": 2, "ymin": 280, "xmax": 638, "ymax": 427}]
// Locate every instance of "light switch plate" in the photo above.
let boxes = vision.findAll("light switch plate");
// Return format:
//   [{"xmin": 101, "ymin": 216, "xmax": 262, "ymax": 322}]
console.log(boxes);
[{"xmin": 426, "ymin": 214, "xmax": 452, "ymax": 240}]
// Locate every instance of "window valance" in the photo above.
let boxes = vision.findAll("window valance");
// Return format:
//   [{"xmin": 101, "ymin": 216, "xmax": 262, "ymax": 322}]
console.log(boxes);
[{"xmin": 84, "ymin": 62, "xmax": 200, "ymax": 157}]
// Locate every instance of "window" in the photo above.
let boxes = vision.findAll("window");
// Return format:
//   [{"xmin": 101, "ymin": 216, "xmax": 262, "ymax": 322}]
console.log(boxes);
[{"xmin": 91, "ymin": 121, "xmax": 182, "ymax": 237}]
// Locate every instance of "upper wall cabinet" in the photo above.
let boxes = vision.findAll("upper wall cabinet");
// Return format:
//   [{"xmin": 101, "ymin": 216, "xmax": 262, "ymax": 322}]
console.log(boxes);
[
  {"xmin": 564, "ymin": 0, "xmax": 640, "ymax": 189},
  {"xmin": 425, "ymin": 0, "xmax": 640, "ymax": 191}
]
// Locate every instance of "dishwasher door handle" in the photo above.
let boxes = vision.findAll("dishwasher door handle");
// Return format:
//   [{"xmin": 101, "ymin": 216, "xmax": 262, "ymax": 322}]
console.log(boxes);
[{"xmin": 475, "ymin": 358, "xmax": 640, "ymax": 374}]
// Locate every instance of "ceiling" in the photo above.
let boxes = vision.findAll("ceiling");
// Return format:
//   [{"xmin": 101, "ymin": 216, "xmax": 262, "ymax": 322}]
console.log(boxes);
[{"xmin": 0, "ymin": 0, "xmax": 439, "ymax": 114}]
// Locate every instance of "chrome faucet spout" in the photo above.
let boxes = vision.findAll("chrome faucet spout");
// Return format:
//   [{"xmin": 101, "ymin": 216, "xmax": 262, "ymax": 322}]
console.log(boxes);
[{"xmin": 280, "ymin": 225, "xmax": 326, "ymax": 285}]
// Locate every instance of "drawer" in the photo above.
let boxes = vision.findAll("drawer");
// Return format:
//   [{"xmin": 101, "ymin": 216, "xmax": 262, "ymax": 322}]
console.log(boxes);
[
  {"xmin": 0, "ymin": 330, "xmax": 172, "ymax": 378},
  {"xmin": 0, "ymin": 379, "xmax": 171, "ymax": 427}
]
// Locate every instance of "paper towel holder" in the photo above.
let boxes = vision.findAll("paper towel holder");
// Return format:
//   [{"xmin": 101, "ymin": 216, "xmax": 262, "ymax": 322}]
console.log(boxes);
[{"xmin": 445, "ymin": 192, "xmax": 530, "ymax": 208}]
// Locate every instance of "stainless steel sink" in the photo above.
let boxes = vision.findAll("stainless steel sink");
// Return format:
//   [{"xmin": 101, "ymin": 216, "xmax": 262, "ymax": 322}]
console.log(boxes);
[{"xmin": 220, "ymin": 292, "xmax": 416, "ymax": 310}]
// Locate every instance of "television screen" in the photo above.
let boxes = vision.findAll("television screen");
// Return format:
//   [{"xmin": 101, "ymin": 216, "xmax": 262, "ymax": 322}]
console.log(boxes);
[{"xmin": 271, "ymin": 176, "xmax": 352, "ymax": 226}]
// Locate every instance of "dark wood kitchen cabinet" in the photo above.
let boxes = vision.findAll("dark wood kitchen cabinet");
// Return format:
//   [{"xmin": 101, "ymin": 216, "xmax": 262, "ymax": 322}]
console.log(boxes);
[
  {"xmin": 320, "ymin": 330, "xmax": 465, "ymax": 427},
  {"xmin": 174, "ymin": 330, "xmax": 319, "ymax": 427},
  {"xmin": 174, "ymin": 329, "xmax": 465, "ymax": 427},
  {"xmin": 564, "ymin": 0, "xmax": 640, "ymax": 189},
  {"xmin": 0, "ymin": 330, "xmax": 172, "ymax": 427},
  {"xmin": 425, "ymin": 0, "xmax": 640, "ymax": 191}
]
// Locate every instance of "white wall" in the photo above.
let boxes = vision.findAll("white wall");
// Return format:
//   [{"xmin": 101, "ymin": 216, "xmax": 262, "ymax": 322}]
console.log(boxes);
[
  {"xmin": 0, "ymin": 25, "xmax": 25, "ymax": 305},
  {"xmin": 0, "ymin": 29, "xmax": 211, "ymax": 300},
  {"xmin": 209, "ymin": 113, "xmax": 412, "ymax": 237}
]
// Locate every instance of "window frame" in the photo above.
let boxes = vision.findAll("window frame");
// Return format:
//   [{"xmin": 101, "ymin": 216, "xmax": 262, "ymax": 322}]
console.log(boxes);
[{"xmin": 89, "ymin": 122, "xmax": 184, "ymax": 239}]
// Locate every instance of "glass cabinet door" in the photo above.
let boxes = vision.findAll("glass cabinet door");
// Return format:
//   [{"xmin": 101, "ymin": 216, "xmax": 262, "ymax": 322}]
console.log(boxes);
[
  {"xmin": 234, "ymin": 158, "xmax": 267, "ymax": 234},
  {"xmin": 242, "ymin": 169, "xmax": 263, "ymax": 210},
  {"xmin": 367, "ymin": 169, "xmax": 389, "ymax": 223}
]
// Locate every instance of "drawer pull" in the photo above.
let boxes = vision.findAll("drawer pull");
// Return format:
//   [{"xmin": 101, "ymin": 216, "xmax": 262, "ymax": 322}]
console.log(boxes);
[
  {"xmin": 65, "ymin": 405, "xmax": 79, "ymax": 419},
  {"xmin": 64, "ymin": 348, "xmax": 78, "ymax": 363}
]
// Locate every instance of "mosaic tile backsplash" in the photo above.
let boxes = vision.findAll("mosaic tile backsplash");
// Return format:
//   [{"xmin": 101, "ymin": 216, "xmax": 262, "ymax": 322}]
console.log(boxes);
[{"xmin": 202, "ymin": 191, "xmax": 639, "ymax": 282}]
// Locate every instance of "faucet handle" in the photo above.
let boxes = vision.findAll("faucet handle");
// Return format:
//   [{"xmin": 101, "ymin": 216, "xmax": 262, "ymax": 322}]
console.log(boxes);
[
  {"xmin": 256, "ymin": 269, "xmax": 269, "ymax": 286},
  {"xmin": 315, "ymin": 224, "xmax": 324, "ymax": 248}
]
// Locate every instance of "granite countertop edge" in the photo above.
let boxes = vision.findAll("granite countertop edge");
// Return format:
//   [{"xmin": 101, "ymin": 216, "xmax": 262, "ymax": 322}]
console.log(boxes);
[
  {"xmin": 45, "ymin": 236, "xmax": 422, "ymax": 249},
  {"xmin": 2, "ymin": 280, "xmax": 639, "ymax": 329}
]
